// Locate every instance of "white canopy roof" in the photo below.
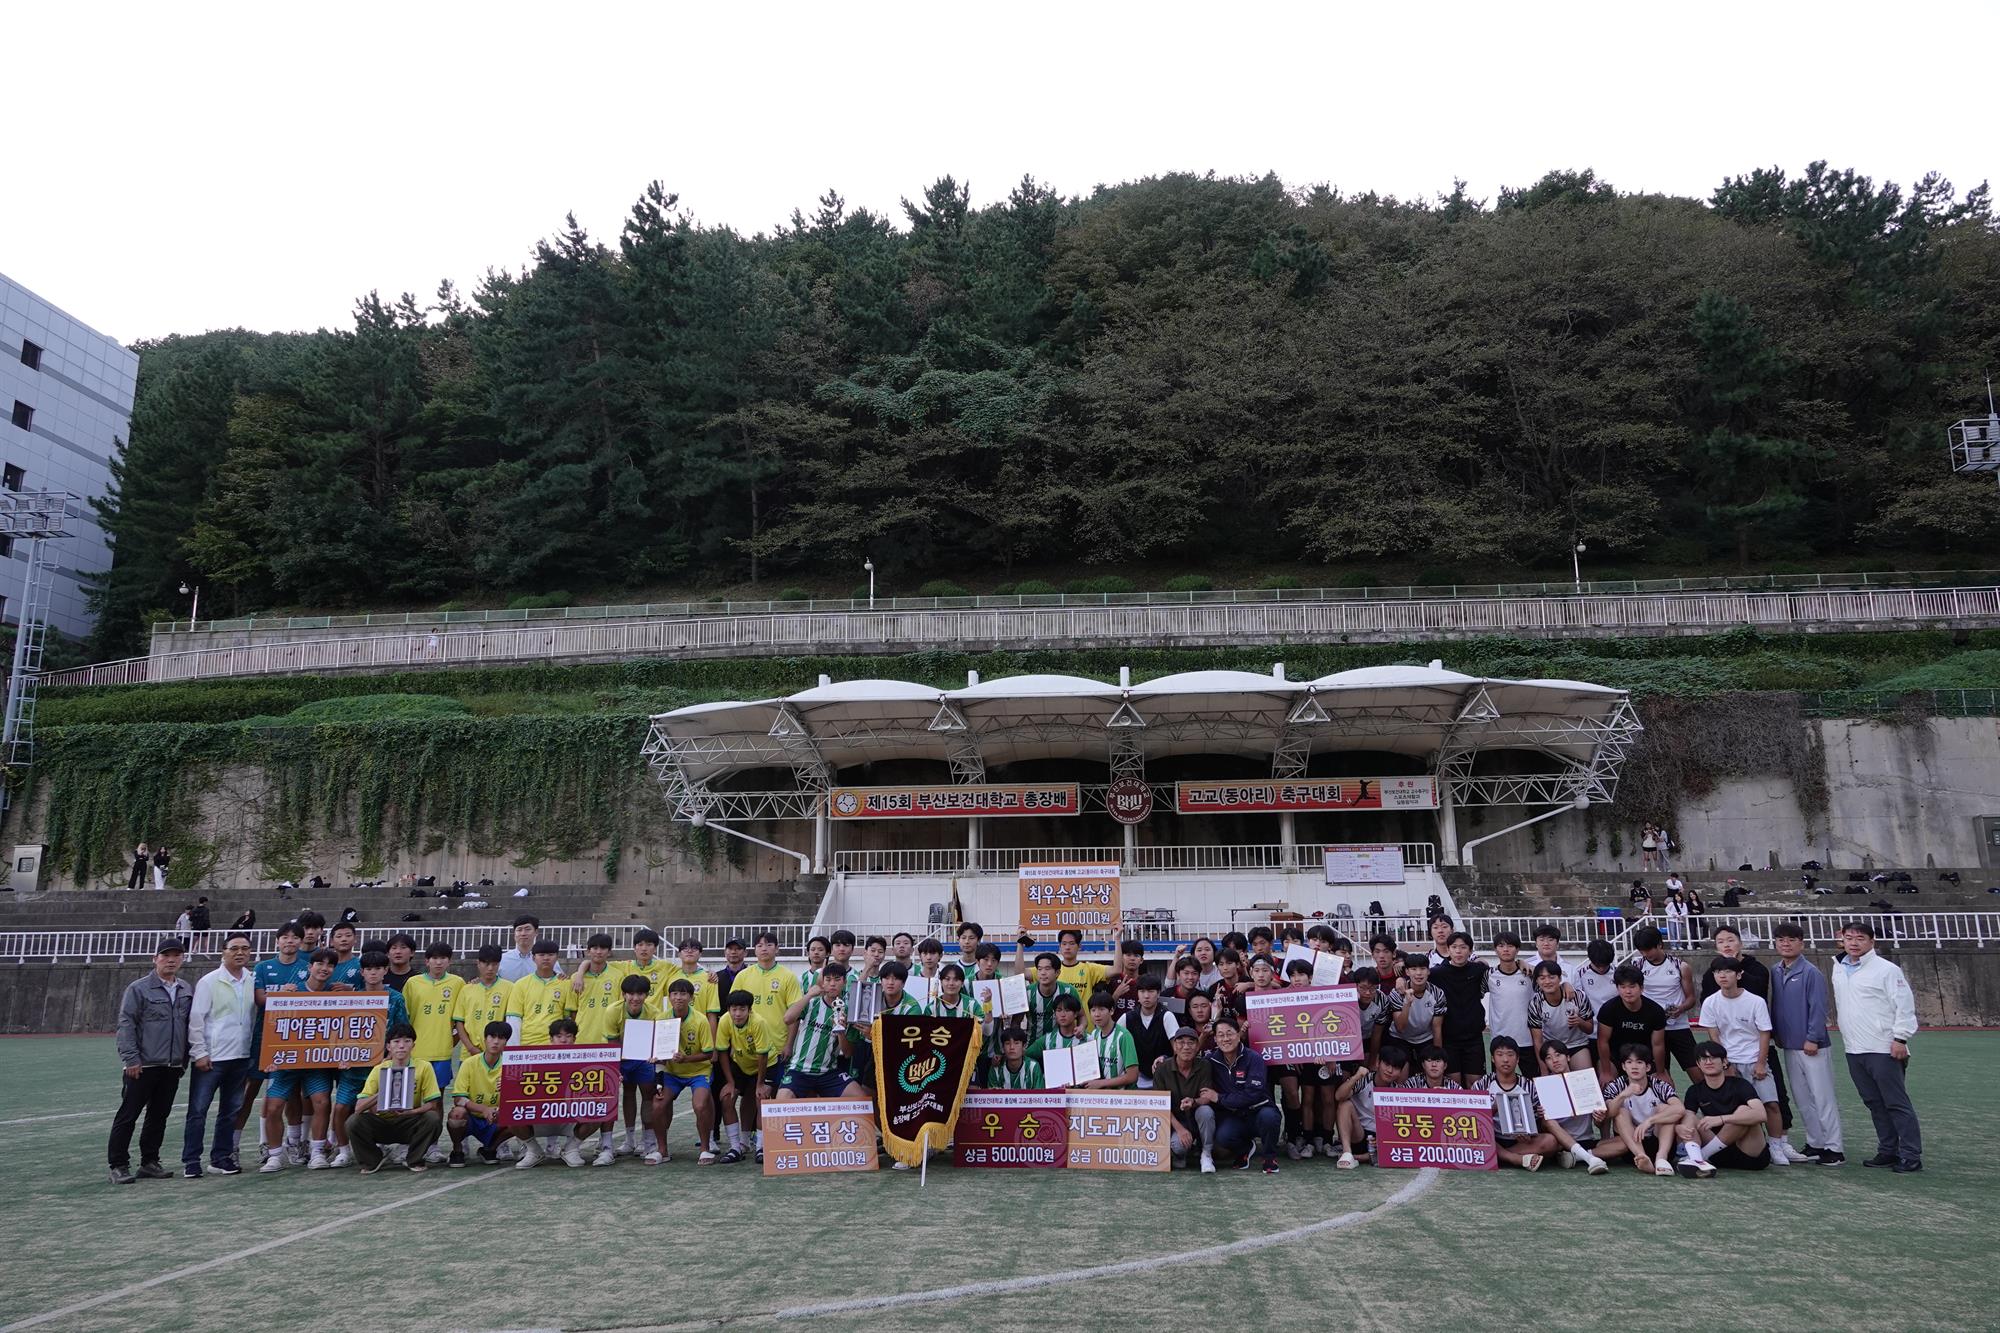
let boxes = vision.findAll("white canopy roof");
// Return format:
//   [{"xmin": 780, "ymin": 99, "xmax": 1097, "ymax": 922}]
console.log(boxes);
[{"xmin": 647, "ymin": 664, "xmax": 1640, "ymax": 812}]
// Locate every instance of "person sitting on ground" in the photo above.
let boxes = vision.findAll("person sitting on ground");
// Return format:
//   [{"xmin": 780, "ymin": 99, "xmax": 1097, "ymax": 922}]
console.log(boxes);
[
  {"xmin": 1474, "ymin": 1036, "xmax": 1554, "ymax": 1171},
  {"xmin": 1682, "ymin": 1040, "xmax": 1772, "ymax": 1170},
  {"xmin": 347, "ymin": 1022, "xmax": 443, "ymax": 1174},
  {"xmin": 1600, "ymin": 1045, "xmax": 1708, "ymax": 1177},
  {"xmin": 1697, "ymin": 957, "xmax": 1796, "ymax": 1163},
  {"xmin": 1533, "ymin": 1042, "xmax": 1613, "ymax": 1174}
]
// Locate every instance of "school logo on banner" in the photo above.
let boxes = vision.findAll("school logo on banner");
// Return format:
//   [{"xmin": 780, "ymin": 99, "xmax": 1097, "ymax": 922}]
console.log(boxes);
[{"xmin": 872, "ymin": 1014, "xmax": 981, "ymax": 1169}]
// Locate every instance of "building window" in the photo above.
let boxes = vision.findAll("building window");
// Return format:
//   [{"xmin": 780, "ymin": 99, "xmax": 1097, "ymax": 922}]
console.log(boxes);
[
  {"xmin": 1, "ymin": 465, "xmax": 20, "ymax": 491},
  {"xmin": 9, "ymin": 402, "xmax": 29, "ymax": 431},
  {"xmin": 18, "ymin": 341, "xmax": 40, "ymax": 371}
]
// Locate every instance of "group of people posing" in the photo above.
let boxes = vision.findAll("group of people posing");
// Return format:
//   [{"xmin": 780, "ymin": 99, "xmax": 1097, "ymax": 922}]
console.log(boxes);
[{"xmin": 107, "ymin": 910, "xmax": 1925, "ymax": 1185}]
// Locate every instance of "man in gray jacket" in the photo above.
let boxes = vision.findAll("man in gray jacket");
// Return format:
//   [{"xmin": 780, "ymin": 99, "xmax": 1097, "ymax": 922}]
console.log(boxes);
[{"xmin": 109, "ymin": 939, "xmax": 194, "ymax": 1184}]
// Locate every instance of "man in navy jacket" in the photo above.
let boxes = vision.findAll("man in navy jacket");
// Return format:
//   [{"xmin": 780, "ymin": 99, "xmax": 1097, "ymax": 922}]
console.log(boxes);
[{"xmin": 1204, "ymin": 1013, "xmax": 1283, "ymax": 1174}]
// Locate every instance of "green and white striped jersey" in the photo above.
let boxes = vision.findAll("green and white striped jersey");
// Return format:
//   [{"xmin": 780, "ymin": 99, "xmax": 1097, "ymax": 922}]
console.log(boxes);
[{"xmin": 790, "ymin": 996, "xmax": 843, "ymax": 1075}]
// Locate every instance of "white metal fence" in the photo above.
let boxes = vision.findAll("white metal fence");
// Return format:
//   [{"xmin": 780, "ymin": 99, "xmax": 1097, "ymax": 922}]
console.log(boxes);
[
  {"xmin": 50, "ymin": 585, "xmax": 2000, "ymax": 688},
  {"xmin": 830, "ymin": 842, "xmax": 1438, "ymax": 876},
  {"xmin": 8, "ymin": 909, "xmax": 1992, "ymax": 962}
]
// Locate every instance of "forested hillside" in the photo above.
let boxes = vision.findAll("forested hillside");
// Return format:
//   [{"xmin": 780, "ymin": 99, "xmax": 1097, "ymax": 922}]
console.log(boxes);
[{"xmin": 88, "ymin": 164, "xmax": 2000, "ymax": 657}]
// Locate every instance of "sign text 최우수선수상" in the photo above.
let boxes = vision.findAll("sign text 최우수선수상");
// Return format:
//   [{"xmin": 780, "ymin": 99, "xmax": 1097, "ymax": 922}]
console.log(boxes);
[{"xmin": 1019, "ymin": 862, "xmax": 1121, "ymax": 931}]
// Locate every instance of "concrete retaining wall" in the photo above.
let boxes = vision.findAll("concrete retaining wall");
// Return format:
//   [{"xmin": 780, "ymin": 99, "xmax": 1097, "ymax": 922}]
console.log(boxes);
[{"xmin": 1469, "ymin": 717, "xmax": 2000, "ymax": 873}]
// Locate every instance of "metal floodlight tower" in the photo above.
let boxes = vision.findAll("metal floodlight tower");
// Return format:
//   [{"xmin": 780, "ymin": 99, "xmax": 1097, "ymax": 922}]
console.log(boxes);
[
  {"xmin": 0, "ymin": 490, "xmax": 79, "ymax": 804},
  {"xmin": 1948, "ymin": 377, "xmax": 2000, "ymax": 486}
]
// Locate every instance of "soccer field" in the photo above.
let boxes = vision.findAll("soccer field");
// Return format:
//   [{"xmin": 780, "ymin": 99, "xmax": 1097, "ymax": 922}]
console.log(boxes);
[{"xmin": 3, "ymin": 1034, "xmax": 1993, "ymax": 1333}]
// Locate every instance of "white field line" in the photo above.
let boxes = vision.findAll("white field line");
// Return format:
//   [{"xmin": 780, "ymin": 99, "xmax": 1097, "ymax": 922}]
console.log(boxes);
[
  {"xmin": 1, "ymin": 1171, "xmax": 508, "ymax": 1332},
  {"xmin": 775, "ymin": 1166, "xmax": 1443, "ymax": 1318}
]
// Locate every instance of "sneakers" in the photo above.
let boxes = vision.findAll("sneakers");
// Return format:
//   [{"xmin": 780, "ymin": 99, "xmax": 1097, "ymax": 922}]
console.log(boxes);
[
  {"xmin": 182, "ymin": 1164, "xmax": 203, "ymax": 1179},
  {"xmin": 1679, "ymin": 1148, "xmax": 1716, "ymax": 1178},
  {"xmin": 515, "ymin": 1140, "xmax": 547, "ymax": 1170},
  {"xmin": 1555, "ymin": 1150, "xmax": 1577, "ymax": 1170},
  {"xmin": 448, "ymin": 1148, "xmax": 467, "ymax": 1168},
  {"xmin": 1285, "ymin": 1139, "xmax": 1302, "ymax": 1161},
  {"xmin": 210, "ymin": 1158, "xmax": 242, "ymax": 1176},
  {"xmin": 1234, "ymin": 1156, "xmax": 1252, "ymax": 1171},
  {"xmin": 1299, "ymin": 1140, "xmax": 1314, "ymax": 1159},
  {"xmin": 1520, "ymin": 1153, "xmax": 1544, "ymax": 1172},
  {"xmin": 1862, "ymin": 1153, "xmax": 1899, "ymax": 1168},
  {"xmin": 1199, "ymin": 1152, "xmax": 1217, "ymax": 1174},
  {"xmin": 259, "ymin": 1150, "xmax": 287, "ymax": 1174},
  {"xmin": 1815, "ymin": 1149, "xmax": 1846, "ymax": 1166},
  {"xmin": 425, "ymin": 1145, "xmax": 449, "ymax": 1166},
  {"xmin": 477, "ymin": 1145, "xmax": 500, "ymax": 1165},
  {"xmin": 109, "ymin": 1167, "xmax": 137, "ymax": 1185},
  {"xmin": 591, "ymin": 1147, "xmax": 617, "ymax": 1167},
  {"xmin": 561, "ymin": 1142, "xmax": 589, "ymax": 1168},
  {"xmin": 1892, "ymin": 1161, "xmax": 1923, "ymax": 1174},
  {"xmin": 285, "ymin": 1140, "xmax": 309, "ymax": 1167},
  {"xmin": 329, "ymin": 1147, "xmax": 354, "ymax": 1169},
  {"xmin": 618, "ymin": 1132, "xmax": 638, "ymax": 1157},
  {"xmin": 1262, "ymin": 1158, "xmax": 1280, "ymax": 1175},
  {"xmin": 307, "ymin": 1147, "xmax": 332, "ymax": 1170},
  {"xmin": 136, "ymin": 1161, "xmax": 169, "ymax": 1179},
  {"xmin": 1336, "ymin": 1151, "xmax": 1357, "ymax": 1170}
]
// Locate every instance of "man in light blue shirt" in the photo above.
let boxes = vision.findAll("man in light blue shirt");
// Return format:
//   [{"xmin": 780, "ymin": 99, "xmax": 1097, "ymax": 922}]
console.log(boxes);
[{"xmin": 498, "ymin": 914, "xmax": 560, "ymax": 982}]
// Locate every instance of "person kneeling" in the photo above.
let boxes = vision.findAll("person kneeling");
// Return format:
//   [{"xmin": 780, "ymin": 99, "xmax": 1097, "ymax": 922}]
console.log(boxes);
[
  {"xmin": 445, "ymin": 1021, "xmax": 514, "ymax": 1166},
  {"xmin": 348, "ymin": 1023, "xmax": 444, "ymax": 1173}
]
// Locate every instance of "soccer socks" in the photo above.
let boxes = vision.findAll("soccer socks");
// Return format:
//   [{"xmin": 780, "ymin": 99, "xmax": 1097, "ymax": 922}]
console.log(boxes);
[{"xmin": 1698, "ymin": 1138, "xmax": 1724, "ymax": 1159}]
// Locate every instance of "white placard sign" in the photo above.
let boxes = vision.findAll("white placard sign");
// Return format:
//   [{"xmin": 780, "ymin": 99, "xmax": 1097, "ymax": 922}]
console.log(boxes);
[{"xmin": 1322, "ymin": 844, "xmax": 1406, "ymax": 885}]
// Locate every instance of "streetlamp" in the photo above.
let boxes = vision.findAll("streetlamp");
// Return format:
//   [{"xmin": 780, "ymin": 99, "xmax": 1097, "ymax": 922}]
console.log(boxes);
[
  {"xmin": 179, "ymin": 580, "xmax": 201, "ymax": 627},
  {"xmin": 863, "ymin": 558, "xmax": 875, "ymax": 609},
  {"xmin": 1570, "ymin": 541, "xmax": 1586, "ymax": 594}
]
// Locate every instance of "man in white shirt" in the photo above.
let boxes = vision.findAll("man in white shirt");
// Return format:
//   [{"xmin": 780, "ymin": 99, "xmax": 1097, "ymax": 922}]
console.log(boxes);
[
  {"xmin": 1696, "ymin": 958, "xmax": 1796, "ymax": 1163},
  {"xmin": 1830, "ymin": 921, "xmax": 1921, "ymax": 1173},
  {"xmin": 498, "ymin": 915, "xmax": 561, "ymax": 983},
  {"xmin": 182, "ymin": 931, "xmax": 259, "ymax": 1177}
]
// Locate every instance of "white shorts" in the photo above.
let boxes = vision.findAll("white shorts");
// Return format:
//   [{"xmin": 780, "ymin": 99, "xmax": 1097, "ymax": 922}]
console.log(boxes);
[{"xmin": 1748, "ymin": 1073, "xmax": 1778, "ymax": 1102}]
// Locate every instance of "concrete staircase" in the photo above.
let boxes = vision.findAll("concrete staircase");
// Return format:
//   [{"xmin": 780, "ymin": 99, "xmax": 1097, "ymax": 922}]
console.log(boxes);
[
  {"xmin": 591, "ymin": 875, "xmax": 826, "ymax": 929},
  {"xmin": 0, "ymin": 883, "xmax": 611, "ymax": 934},
  {"xmin": 1442, "ymin": 866, "xmax": 1998, "ymax": 917}
]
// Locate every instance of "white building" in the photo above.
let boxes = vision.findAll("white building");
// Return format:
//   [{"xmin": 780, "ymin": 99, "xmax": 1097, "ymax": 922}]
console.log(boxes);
[{"xmin": 0, "ymin": 273, "xmax": 137, "ymax": 640}]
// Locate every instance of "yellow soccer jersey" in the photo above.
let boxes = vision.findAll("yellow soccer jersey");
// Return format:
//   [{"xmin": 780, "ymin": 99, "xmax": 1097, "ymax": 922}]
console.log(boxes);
[
  {"xmin": 663, "ymin": 962, "xmax": 722, "ymax": 1015},
  {"xmin": 602, "ymin": 996, "xmax": 664, "ymax": 1044},
  {"xmin": 663, "ymin": 1010, "xmax": 717, "ymax": 1078},
  {"xmin": 453, "ymin": 977, "xmax": 512, "ymax": 1047},
  {"xmin": 402, "ymin": 972, "xmax": 463, "ymax": 1061},
  {"xmin": 731, "ymin": 962, "xmax": 800, "ymax": 1026},
  {"xmin": 616, "ymin": 956, "xmax": 672, "ymax": 1002},
  {"xmin": 449, "ymin": 1053, "xmax": 505, "ymax": 1109},
  {"xmin": 358, "ymin": 1059, "xmax": 441, "ymax": 1107},
  {"xmin": 508, "ymin": 971, "xmax": 572, "ymax": 1045},
  {"xmin": 570, "ymin": 964, "xmax": 625, "ymax": 1044},
  {"xmin": 717, "ymin": 1011, "xmax": 785, "ymax": 1071},
  {"xmin": 1058, "ymin": 960, "xmax": 1108, "ymax": 998}
]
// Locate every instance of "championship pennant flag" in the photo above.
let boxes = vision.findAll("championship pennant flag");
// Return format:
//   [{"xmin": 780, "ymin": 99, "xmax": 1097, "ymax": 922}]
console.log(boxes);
[{"xmin": 872, "ymin": 1014, "xmax": 981, "ymax": 1169}]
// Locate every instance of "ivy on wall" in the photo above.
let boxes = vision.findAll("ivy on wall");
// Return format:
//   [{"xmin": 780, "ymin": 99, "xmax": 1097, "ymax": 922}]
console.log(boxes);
[
  {"xmin": 1613, "ymin": 693, "xmax": 1831, "ymax": 836},
  {"xmin": 23, "ymin": 715, "xmax": 654, "ymax": 886}
]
